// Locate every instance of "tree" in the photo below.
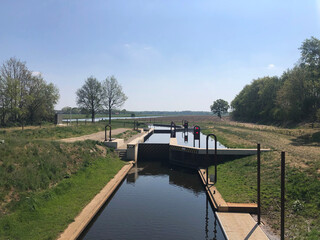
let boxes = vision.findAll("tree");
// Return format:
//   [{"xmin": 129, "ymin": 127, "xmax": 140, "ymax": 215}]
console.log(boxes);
[
  {"xmin": 210, "ymin": 99, "xmax": 229, "ymax": 118},
  {"xmin": 102, "ymin": 76, "xmax": 127, "ymax": 124},
  {"xmin": 276, "ymin": 67, "xmax": 307, "ymax": 122},
  {"xmin": 299, "ymin": 37, "xmax": 320, "ymax": 119},
  {"xmin": 0, "ymin": 57, "xmax": 59, "ymax": 126},
  {"xmin": 26, "ymin": 77, "xmax": 59, "ymax": 123},
  {"xmin": 76, "ymin": 77, "xmax": 103, "ymax": 123}
]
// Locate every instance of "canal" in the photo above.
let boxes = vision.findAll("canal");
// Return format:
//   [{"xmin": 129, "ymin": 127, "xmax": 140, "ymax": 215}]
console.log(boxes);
[
  {"xmin": 79, "ymin": 161, "xmax": 226, "ymax": 240},
  {"xmin": 145, "ymin": 125, "xmax": 226, "ymax": 149}
]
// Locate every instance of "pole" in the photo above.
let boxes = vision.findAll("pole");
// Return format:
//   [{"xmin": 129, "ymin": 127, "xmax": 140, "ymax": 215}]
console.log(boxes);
[
  {"xmin": 281, "ymin": 152, "xmax": 285, "ymax": 240},
  {"xmin": 105, "ymin": 126, "xmax": 107, "ymax": 141},
  {"xmin": 214, "ymin": 136, "xmax": 217, "ymax": 183},
  {"xmin": 109, "ymin": 125, "xmax": 112, "ymax": 141},
  {"xmin": 257, "ymin": 143, "xmax": 261, "ymax": 225}
]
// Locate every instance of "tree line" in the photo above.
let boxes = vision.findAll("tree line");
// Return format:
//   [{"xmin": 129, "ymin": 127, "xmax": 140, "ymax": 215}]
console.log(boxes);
[
  {"xmin": 0, "ymin": 58, "xmax": 59, "ymax": 126},
  {"xmin": 231, "ymin": 36, "xmax": 320, "ymax": 124}
]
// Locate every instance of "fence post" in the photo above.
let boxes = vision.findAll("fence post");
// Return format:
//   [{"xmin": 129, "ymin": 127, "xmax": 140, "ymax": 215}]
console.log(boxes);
[
  {"xmin": 257, "ymin": 143, "xmax": 261, "ymax": 225},
  {"xmin": 281, "ymin": 152, "xmax": 285, "ymax": 240}
]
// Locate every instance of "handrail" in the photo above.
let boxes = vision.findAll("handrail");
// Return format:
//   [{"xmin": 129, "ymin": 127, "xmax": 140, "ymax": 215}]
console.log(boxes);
[
  {"xmin": 206, "ymin": 133, "xmax": 217, "ymax": 186},
  {"xmin": 105, "ymin": 124, "xmax": 111, "ymax": 141}
]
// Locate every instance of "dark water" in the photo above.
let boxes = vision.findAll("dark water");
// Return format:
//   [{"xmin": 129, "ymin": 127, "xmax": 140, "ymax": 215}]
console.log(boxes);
[
  {"xmin": 145, "ymin": 126, "xmax": 226, "ymax": 149},
  {"xmin": 79, "ymin": 162, "xmax": 226, "ymax": 240}
]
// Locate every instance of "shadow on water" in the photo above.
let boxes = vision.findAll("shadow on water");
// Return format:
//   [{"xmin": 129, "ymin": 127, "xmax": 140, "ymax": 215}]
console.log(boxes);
[{"xmin": 78, "ymin": 161, "xmax": 226, "ymax": 240}]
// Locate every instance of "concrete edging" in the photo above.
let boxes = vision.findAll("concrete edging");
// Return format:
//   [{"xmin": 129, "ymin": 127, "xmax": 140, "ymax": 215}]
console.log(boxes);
[
  {"xmin": 198, "ymin": 169, "xmax": 269, "ymax": 240},
  {"xmin": 58, "ymin": 162, "xmax": 134, "ymax": 240}
]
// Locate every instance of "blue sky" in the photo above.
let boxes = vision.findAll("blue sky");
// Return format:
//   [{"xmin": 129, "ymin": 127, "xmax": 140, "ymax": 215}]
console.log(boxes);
[{"xmin": 0, "ymin": 0, "xmax": 319, "ymax": 111}]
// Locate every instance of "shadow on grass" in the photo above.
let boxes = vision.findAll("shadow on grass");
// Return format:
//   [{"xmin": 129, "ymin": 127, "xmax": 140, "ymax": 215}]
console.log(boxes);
[{"xmin": 290, "ymin": 131, "xmax": 320, "ymax": 146}]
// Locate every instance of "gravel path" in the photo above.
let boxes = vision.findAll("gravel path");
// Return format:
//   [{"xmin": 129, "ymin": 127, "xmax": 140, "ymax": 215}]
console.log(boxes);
[{"xmin": 60, "ymin": 128, "xmax": 129, "ymax": 143}]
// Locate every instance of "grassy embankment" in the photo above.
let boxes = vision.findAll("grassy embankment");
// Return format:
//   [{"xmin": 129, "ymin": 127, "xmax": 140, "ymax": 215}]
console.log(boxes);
[
  {"xmin": 0, "ymin": 120, "xmax": 144, "ymax": 140},
  {"xmin": 61, "ymin": 113, "xmax": 154, "ymax": 120},
  {"xmin": 202, "ymin": 121, "xmax": 320, "ymax": 239},
  {"xmin": 0, "ymin": 123, "xmax": 130, "ymax": 240}
]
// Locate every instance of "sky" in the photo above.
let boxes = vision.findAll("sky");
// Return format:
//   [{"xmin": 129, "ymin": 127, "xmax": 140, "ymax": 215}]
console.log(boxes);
[{"xmin": 0, "ymin": 0, "xmax": 319, "ymax": 111}]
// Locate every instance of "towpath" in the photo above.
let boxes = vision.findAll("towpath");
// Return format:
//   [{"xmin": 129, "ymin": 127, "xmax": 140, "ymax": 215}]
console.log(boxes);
[{"xmin": 60, "ymin": 128, "xmax": 129, "ymax": 143}]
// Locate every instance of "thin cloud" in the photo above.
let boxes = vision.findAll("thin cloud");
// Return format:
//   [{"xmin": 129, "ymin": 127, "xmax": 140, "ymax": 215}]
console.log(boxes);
[
  {"xmin": 267, "ymin": 64, "xmax": 275, "ymax": 69},
  {"xmin": 31, "ymin": 71, "xmax": 41, "ymax": 76}
]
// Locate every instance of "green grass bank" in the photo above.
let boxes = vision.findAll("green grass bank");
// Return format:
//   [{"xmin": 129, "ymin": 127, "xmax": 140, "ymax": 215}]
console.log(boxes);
[
  {"xmin": 204, "ymin": 121, "xmax": 320, "ymax": 239},
  {"xmin": 0, "ymin": 130, "xmax": 126, "ymax": 239}
]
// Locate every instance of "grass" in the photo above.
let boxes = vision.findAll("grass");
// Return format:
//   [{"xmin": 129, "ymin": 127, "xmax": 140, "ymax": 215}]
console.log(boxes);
[
  {"xmin": 60, "ymin": 113, "xmax": 154, "ymax": 120},
  {"xmin": 205, "ymin": 120, "xmax": 320, "ymax": 239},
  {"xmin": 0, "ymin": 152, "xmax": 125, "ymax": 240},
  {"xmin": 114, "ymin": 130, "xmax": 140, "ymax": 141},
  {"xmin": 0, "ymin": 120, "xmax": 134, "ymax": 140},
  {"xmin": 0, "ymin": 122, "xmax": 129, "ymax": 240}
]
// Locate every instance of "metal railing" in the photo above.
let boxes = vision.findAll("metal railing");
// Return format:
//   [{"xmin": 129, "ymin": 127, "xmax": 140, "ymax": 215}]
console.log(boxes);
[
  {"xmin": 206, "ymin": 134, "xmax": 217, "ymax": 186},
  {"xmin": 105, "ymin": 124, "xmax": 111, "ymax": 141}
]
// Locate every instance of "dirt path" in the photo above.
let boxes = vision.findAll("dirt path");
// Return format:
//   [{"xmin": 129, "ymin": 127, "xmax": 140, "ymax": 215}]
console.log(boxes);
[{"xmin": 60, "ymin": 128, "xmax": 129, "ymax": 143}]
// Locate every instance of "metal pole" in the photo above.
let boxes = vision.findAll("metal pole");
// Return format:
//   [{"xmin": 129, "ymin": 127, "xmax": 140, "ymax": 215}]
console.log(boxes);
[
  {"xmin": 105, "ymin": 126, "xmax": 107, "ymax": 141},
  {"xmin": 257, "ymin": 143, "xmax": 261, "ymax": 225},
  {"xmin": 281, "ymin": 152, "xmax": 285, "ymax": 240},
  {"xmin": 214, "ymin": 136, "xmax": 217, "ymax": 183},
  {"xmin": 206, "ymin": 134, "xmax": 217, "ymax": 185},
  {"xmin": 109, "ymin": 125, "xmax": 112, "ymax": 141}
]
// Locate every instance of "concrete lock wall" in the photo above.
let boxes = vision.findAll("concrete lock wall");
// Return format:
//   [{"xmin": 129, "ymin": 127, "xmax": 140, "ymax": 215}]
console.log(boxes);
[
  {"xmin": 138, "ymin": 143, "xmax": 170, "ymax": 161},
  {"xmin": 126, "ymin": 129, "xmax": 154, "ymax": 162}
]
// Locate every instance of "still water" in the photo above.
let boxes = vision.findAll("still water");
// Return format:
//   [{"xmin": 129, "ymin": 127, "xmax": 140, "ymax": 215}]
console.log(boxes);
[
  {"xmin": 79, "ymin": 162, "xmax": 226, "ymax": 240},
  {"xmin": 145, "ymin": 125, "xmax": 226, "ymax": 149}
]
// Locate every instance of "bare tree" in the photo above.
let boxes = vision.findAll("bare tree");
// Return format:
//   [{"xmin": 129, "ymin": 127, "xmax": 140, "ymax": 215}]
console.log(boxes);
[
  {"xmin": 102, "ymin": 76, "xmax": 127, "ymax": 124},
  {"xmin": 76, "ymin": 76, "xmax": 103, "ymax": 123}
]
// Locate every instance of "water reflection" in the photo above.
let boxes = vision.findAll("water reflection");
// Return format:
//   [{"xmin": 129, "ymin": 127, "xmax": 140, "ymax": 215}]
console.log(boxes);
[
  {"xmin": 145, "ymin": 125, "xmax": 226, "ymax": 149},
  {"xmin": 80, "ymin": 162, "xmax": 226, "ymax": 240}
]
